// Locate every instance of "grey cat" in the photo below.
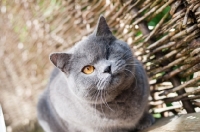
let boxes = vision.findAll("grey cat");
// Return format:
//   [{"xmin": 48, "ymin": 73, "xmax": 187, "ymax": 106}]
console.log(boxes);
[{"xmin": 37, "ymin": 16, "xmax": 154, "ymax": 132}]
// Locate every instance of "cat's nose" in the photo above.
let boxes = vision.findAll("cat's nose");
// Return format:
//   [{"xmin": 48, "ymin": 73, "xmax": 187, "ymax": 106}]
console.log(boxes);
[{"xmin": 103, "ymin": 65, "xmax": 111, "ymax": 74}]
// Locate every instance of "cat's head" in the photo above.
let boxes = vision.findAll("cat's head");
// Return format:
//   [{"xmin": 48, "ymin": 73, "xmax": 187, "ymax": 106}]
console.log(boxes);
[{"xmin": 50, "ymin": 16, "xmax": 135, "ymax": 104}]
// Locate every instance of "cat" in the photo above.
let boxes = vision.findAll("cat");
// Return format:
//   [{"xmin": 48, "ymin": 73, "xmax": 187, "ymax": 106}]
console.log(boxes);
[{"xmin": 37, "ymin": 15, "xmax": 154, "ymax": 132}]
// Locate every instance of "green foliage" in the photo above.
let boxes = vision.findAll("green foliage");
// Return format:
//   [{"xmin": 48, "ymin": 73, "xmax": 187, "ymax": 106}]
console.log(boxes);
[
  {"xmin": 153, "ymin": 113, "xmax": 162, "ymax": 118},
  {"xmin": 148, "ymin": 6, "xmax": 171, "ymax": 27},
  {"xmin": 166, "ymin": 103, "xmax": 173, "ymax": 107}
]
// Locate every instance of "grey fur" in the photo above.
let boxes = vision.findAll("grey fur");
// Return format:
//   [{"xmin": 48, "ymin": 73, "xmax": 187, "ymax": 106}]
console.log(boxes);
[{"xmin": 37, "ymin": 16, "xmax": 154, "ymax": 132}]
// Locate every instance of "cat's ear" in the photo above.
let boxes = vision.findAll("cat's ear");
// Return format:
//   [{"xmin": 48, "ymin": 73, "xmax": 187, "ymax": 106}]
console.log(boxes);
[
  {"xmin": 94, "ymin": 15, "xmax": 112, "ymax": 37},
  {"xmin": 50, "ymin": 53, "xmax": 71, "ymax": 72}
]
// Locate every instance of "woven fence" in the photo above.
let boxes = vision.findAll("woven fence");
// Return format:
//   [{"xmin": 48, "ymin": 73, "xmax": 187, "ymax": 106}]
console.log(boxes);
[{"xmin": 1, "ymin": 0, "xmax": 200, "ymax": 131}]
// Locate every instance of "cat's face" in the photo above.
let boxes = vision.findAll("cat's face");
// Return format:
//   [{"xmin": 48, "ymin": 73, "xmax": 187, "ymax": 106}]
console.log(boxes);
[{"xmin": 50, "ymin": 16, "xmax": 135, "ymax": 103}]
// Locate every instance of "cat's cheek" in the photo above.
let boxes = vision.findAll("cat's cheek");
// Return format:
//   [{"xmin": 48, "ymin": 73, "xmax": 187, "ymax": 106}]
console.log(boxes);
[{"xmin": 110, "ymin": 74, "xmax": 124, "ymax": 87}]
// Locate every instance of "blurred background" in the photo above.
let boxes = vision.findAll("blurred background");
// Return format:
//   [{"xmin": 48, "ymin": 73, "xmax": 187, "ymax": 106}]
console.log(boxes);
[{"xmin": 1, "ymin": 0, "xmax": 200, "ymax": 132}]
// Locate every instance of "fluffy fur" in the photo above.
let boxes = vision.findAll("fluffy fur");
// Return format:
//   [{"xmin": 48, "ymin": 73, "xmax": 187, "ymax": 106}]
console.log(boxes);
[{"xmin": 37, "ymin": 16, "xmax": 154, "ymax": 132}]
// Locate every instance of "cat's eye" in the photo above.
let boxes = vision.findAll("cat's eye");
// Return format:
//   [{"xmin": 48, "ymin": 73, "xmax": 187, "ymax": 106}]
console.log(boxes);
[{"xmin": 82, "ymin": 65, "xmax": 95, "ymax": 74}]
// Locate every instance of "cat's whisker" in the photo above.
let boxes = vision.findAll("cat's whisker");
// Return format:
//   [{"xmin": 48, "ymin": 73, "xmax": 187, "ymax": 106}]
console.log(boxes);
[
  {"xmin": 89, "ymin": 86, "xmax": 97, "ymax": 93},
  {"xmin": 125, "ymin": 69, "xmax": 134, "ymax": 76},
  {"xmin": 100, "ymin": 89, "xmax": 106, "ymax": 117},
  {"xmin": 97, "ymin": 77, "xmax": 114, "ymax": 112},
  {"xmin": 97, "ymin": 78, "xmax": 104, "ymax": 90},
  {"xmin": 91, "ymin": 91, "xmax": 97, "ymax": 99},
  {"xmin": 126, "ymin": 60, "xmax": 138, "ymax": 63},
  {"xmin": 126, "ymin": 60, "xmax": 139, "ymax": 65},
  {"xmin": 124, "ymin": 71, "xmax": 129, "ymax": 77},
  {"xmin": 125, "ymin": 69, "xmax": 138, "ymax": 91},
  {"xmin": 91, "ymin": 90, "xmax": 98, "ymax": 111},
  {"xmin": 115, "ymin": 61, "xmax": 124, "ymax": 68},
  {"xmin": 101, "ymin": 79, "xmax": 114, "ymax": 112},
  {"xmin": 93, "ymin": 91, "xmax": 98, "ymax": 115},
  {"xmin": 103, "ymin": 90, "xmax": 114, "ymax": 112},
  {"xmin": 125, "ymin": 64, "xmax": 140, "ymax": 66},
  {"xmin": 124, "ymin": 56, "xmax": 134, "ymax": 60},
  {"xmin": 84, "ymin": 86, "xmax": 96, "ymax": 98},
  {"xmin": 119, "ymin": 50, "xmax": 132, "ymax": 60},
  {"xmin": 94, "ymin": 90, "xmax": 101, "ymax": 116}
]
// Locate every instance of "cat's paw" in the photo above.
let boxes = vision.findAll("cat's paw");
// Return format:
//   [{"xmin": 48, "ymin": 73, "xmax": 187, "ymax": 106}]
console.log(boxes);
[{"xmin": 135, "ymin": 113, "xmax": 155, "ymax": 131}]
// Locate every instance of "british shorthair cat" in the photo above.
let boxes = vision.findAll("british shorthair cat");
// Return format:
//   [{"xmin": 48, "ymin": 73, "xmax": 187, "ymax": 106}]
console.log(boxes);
[{"xmin": 37, "ymin": 15, "xmax": 154, "ymax": 132}]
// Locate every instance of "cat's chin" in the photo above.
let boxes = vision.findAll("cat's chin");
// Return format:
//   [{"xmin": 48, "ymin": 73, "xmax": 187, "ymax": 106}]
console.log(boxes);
[
  {"xmin": 86, "ymin": 97, "xmax": 116, "ymax": 105},
  {"xmin": 80, "ymin": 88, "xmax": 125, "ymax": 104},
  {"xmin": 72, "ymin": 73, "xmax": 133, "ymax": 104}
]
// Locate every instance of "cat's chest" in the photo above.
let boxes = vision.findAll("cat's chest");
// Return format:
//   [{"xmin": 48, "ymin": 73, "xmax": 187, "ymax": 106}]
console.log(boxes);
[
  {"xmin": 51, "ymin": 90, "xmax": 139, "ymax": 131},
  {"xmin": 50, "ymin": 74, "xmax": 144, "ymax": 131},
  {"xmin": 66, "ymin": 100, "xmax": 139, "ymax": 130}
]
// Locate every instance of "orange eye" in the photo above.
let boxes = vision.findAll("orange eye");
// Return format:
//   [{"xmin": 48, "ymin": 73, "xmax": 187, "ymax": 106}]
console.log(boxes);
[{"xmin": 82, "ymin": 65, "xmax": 95, "ymax": 74}]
